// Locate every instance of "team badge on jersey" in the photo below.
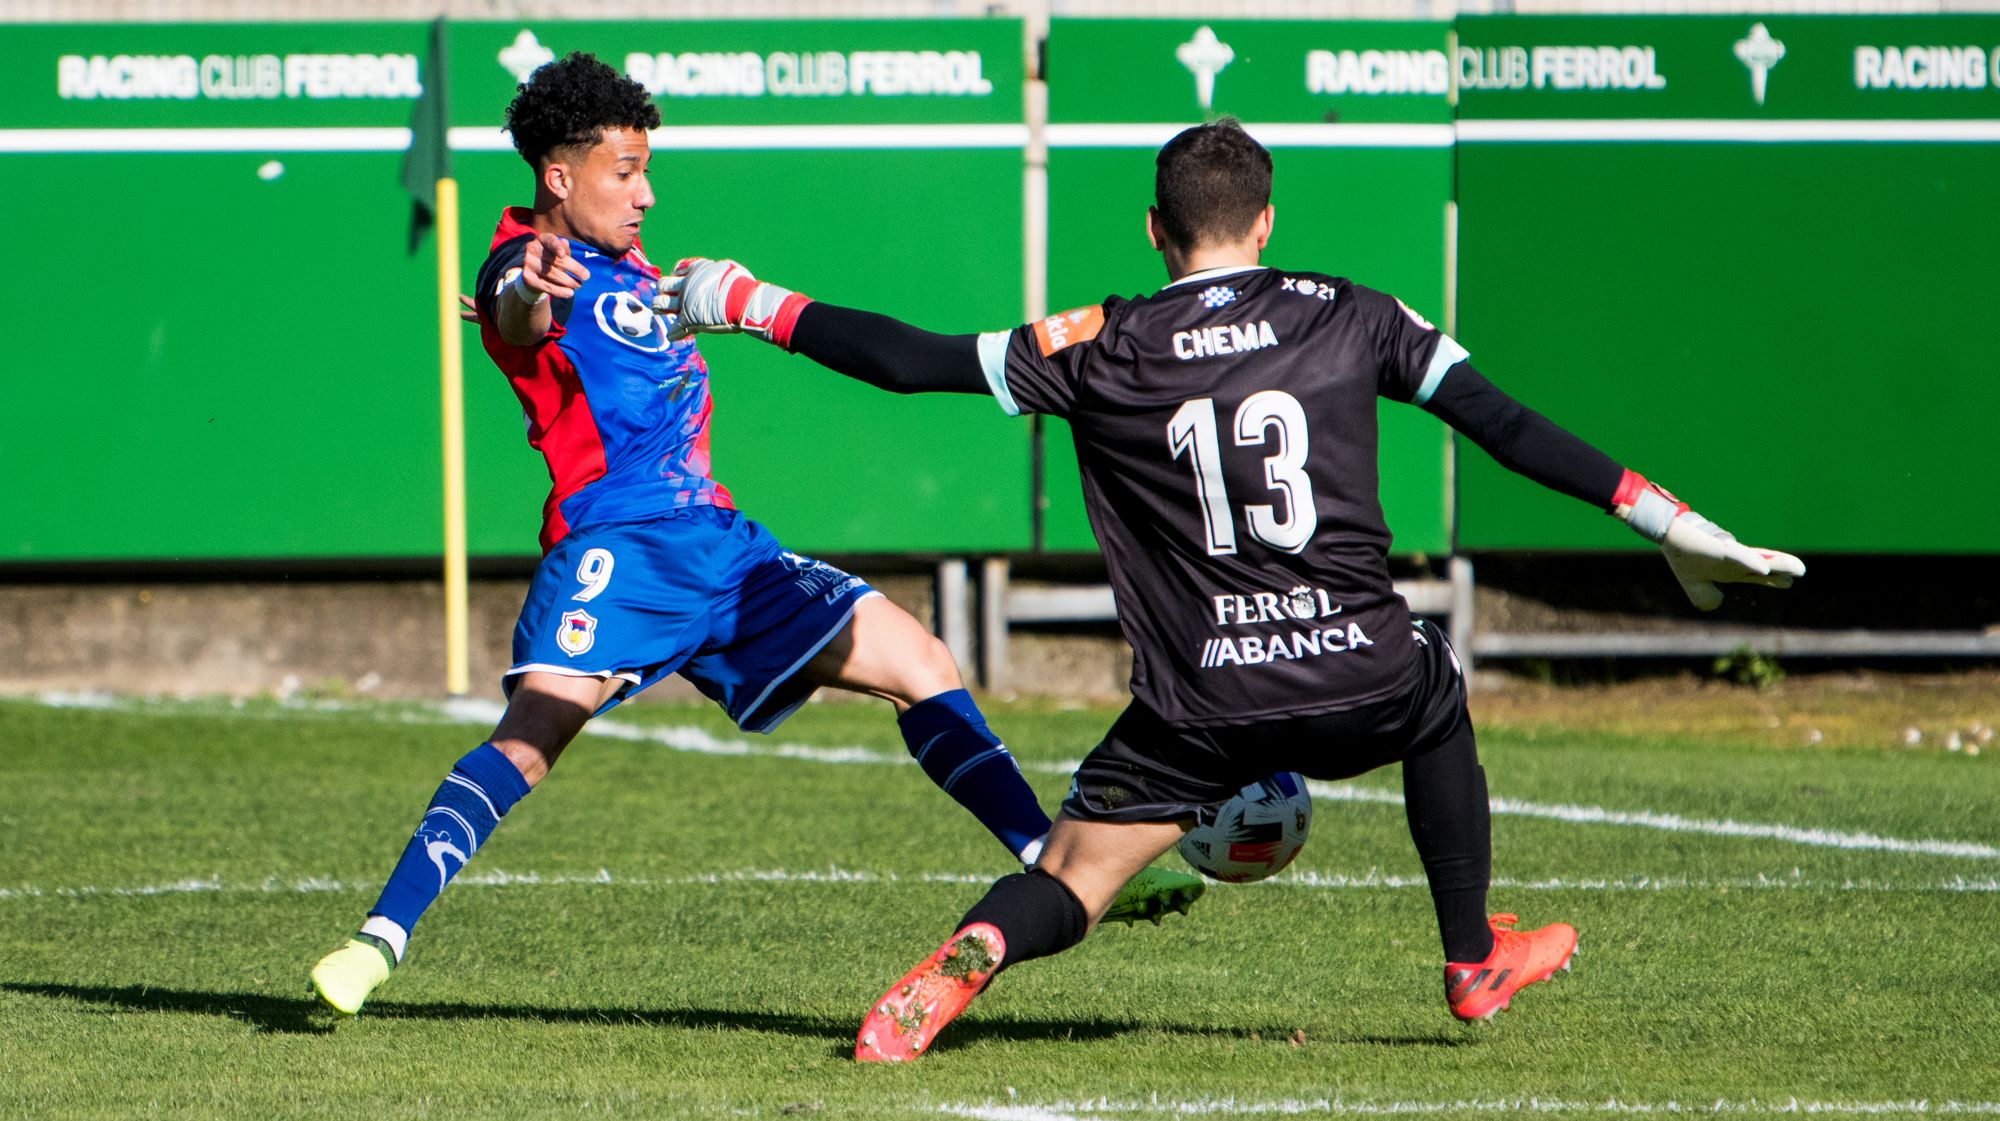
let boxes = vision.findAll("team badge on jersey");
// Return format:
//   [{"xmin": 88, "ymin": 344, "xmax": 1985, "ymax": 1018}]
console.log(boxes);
[
  {"xmin": 1199, "ymin": 285, "xmax": 1238, "ymax": 308},
  {"xmin": 557, "ymin": 608, "xmax": 599, "ymax": 657},
  {"xmin": 1033, "ymin": 305, "xmax": 1106, "ymax": 356}
]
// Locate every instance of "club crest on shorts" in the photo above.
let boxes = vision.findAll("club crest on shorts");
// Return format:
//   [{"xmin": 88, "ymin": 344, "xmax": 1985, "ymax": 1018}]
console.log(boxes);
[{"xmin": 557, "ymin": 608, "xmax": 598, "ymax": 657}]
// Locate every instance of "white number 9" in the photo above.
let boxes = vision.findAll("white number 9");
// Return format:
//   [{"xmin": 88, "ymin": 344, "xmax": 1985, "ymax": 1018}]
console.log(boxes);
[{"xmin": 572, "ymin": 548, "xmax": 615, "ymax": 602}]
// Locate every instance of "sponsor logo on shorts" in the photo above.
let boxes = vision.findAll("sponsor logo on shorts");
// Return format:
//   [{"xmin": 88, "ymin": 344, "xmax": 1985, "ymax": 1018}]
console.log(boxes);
[
  {"xmin": 823, "ymin": 575, "xmax": 867, "ymax": 604},
  {"xmin": 788, "ymin": 557, "xmax": 862, "ymax": 602},
  {"xmin": 557, "ymin": 608, "xmax": 598, "ymax": 657}
]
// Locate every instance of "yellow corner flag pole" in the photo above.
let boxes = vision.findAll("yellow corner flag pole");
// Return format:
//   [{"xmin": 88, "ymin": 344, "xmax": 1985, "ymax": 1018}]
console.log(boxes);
[
  {"xmin": 437, "ymin": 174, "xmax": 470, "ymax": 697},
  {"xmin": 408, "ymin": 16, "xmax": 470, "ymax": 697}
]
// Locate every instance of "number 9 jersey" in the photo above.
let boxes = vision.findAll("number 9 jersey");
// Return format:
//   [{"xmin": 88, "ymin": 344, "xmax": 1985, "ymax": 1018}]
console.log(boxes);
[{"xmin": 980, "ymin": 265, "xmax": 1470, "ymax": 727}]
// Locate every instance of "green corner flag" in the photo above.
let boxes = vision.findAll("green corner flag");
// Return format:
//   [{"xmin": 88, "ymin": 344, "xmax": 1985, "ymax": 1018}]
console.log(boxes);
[{"xmin": 402, "ymin": 17, "xmax": 451, "ymax": 254}]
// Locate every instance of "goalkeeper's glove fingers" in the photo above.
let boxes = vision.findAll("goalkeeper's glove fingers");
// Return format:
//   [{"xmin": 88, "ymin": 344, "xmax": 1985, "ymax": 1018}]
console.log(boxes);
[
  {"xmin": 1613, "ymin": 470, "xmax": 1806, "ymax": 611},
  {"xmin": 657, "ymin": 257, "xmax": 811, "ymax": 348}
]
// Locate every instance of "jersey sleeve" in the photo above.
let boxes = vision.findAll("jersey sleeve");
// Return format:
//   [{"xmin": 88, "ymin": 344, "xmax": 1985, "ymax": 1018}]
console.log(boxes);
[
  {"xmin": 977, "ymin": 303, "xmax": 1112, "ymax": 418},
  {"xmin": 473, "ymin": 234, "xmax": 573, "ymax": 340},
  {"xmin": 1354, "ymin": 284, "xmax": 1469, "ymax": 406}
]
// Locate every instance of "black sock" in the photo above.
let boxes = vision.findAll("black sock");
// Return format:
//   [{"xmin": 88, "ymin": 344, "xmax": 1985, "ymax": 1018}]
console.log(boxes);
[
  {"xmin": 1403, "ymin": 720, "xmax": 1495, "ymax": 964},
  {"xmin": 958, "ymin": 868, "xmax": 1090, "ymax": 972}
]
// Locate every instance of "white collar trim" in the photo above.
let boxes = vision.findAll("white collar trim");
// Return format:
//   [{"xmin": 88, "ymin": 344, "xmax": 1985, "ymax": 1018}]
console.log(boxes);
[{"xmin": 1164, "ymin": 264, "xmax": 1266, "ymax": 290}]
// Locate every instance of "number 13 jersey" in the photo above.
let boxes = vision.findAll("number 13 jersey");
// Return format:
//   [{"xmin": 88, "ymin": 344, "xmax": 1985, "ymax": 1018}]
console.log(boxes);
[{"xmin": 983, "ymin": 265, "xmax": 1470, "ymax": 727}]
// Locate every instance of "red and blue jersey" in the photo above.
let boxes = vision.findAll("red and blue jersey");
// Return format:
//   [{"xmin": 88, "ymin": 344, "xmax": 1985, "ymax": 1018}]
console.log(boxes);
[{"xmin": 474, "ymin": 207, "xmax": 733, "ymax": 553}]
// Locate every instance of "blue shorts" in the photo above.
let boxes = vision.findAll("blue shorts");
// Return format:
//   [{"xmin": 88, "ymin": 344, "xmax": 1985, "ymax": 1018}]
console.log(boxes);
[{"xmin": 507, "ymin": 507, "xmax": 878, "ymax": 732}]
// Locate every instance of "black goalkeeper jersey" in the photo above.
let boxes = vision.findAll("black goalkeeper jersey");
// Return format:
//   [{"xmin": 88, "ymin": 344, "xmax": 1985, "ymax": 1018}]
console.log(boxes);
[{"xmin": 993, "ymin": 265, "xmax": 1469, "ymax": 727}]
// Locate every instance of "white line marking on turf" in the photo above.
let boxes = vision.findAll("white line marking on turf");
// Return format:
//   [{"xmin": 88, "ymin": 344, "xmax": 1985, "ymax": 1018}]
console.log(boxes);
[
  {"xmin": 941, "ymin": 1098, "xmax": 2000, "ymax": 1118},
  {"xmin": 1307, "ymin": 782, "xmax": 2000, "ymax": 860},
  {"xmin": 22, "ymin": 694, "xmax": 2000, "ymax": 863},
  {"xmin": 5, "ymin": 869, "xmax": 1997, "ymax": 903}
]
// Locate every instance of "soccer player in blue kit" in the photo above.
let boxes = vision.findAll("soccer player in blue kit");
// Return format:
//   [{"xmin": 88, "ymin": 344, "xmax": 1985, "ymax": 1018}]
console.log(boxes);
[{"xmin": 308, "ymin": 52, "xmax": 1201, "ymax": 1017}]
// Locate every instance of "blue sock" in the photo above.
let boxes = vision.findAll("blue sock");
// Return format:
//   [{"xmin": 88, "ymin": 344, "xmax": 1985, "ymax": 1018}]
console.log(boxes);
[
  {"xmin": 361, "ymin": 744, "xmax": 531, "ymax": 960},
  {"xmin": 898, "ymin": 690, "xmax": 1052, "ymax": 861}
]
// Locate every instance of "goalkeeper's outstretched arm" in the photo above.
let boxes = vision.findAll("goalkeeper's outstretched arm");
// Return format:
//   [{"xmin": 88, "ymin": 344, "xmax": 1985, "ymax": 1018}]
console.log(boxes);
[
  {"xmin": 658, "ymin": 257, "xmax": 991, "ymax": 395},
  {"xmin": 786, "ymin": 303, "xmax": 992, "ymax": 396},
  {"xmin": 1422, "ymin": 360, "xmax": 1805, "ymax": 610}
]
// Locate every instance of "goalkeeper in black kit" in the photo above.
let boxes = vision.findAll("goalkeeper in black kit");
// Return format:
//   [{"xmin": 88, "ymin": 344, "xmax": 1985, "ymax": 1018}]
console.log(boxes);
[{"xmin": 663, "ymin": 119, "xmax": 1804, "ymax": 1061}]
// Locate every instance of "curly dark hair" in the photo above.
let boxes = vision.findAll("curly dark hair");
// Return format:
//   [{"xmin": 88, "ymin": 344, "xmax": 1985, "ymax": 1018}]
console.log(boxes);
[
  {"xmin": 1153, "ymin": 118, "xmax": 1273, "ymax": 250},
  {"xmin": 504, "ymin": 51, "xmax": 661, "ymax": 166}
]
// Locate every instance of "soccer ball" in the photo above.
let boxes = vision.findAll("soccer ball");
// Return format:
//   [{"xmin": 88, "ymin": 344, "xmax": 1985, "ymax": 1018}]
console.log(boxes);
[{"xmin": 1177, "ymin": 772, "xmax": 1312, "ymax": 884}]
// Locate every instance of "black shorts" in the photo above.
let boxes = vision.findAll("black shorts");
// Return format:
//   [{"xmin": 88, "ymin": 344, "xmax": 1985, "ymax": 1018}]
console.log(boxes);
[{"xmin": 1060, "ymin": 616, "xmax": 1468, "ymax": 823}]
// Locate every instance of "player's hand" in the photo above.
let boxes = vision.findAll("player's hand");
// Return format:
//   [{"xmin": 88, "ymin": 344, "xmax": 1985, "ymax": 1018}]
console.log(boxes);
[
  {"xmin": 1660, "ymin": 512, "xmax": 1805, "ymax": 611},
  {"xmin": 520, "ymin": 232, "xmax": 590, "ymax": 301},
  {"xmin": 1614, "ymin": 471, "xmax": 1805, "ymax": 610},
  {"xmin": 458, "ymin": 294, "xmax": 479, "ymax": 324},
  {"xmin": 658, "ymin": 257, "xmax": 812, "ymax": 348},
  {"xmin": 656, "ymin": 257, "xmax": 754, "ymax": 339}
]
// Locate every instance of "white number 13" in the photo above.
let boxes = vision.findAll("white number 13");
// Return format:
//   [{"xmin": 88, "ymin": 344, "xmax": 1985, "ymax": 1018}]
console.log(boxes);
[{"xmin": 1166, "ymin": 391, "xmax": 1317, "ymax": 556}]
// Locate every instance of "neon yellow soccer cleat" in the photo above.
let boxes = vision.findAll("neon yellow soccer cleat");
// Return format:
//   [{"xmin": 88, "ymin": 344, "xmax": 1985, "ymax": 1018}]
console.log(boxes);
[
  {"xmin": 1100, "ymin": 866, "xmax": 1207, "ymax": 926},
  {"xmin": 309, "ymin": 936, "xmax": 396, "ymax": 1016}
]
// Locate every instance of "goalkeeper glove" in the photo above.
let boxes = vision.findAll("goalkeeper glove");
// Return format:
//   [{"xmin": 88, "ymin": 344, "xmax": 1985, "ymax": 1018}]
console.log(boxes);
[
  {"xmin": 655, "ymin": 257, "xmax": 812, "ymax": 349},
  {"xmin": 1613, "ymin": 470, "xmax": 1806, "ymax": 611}
]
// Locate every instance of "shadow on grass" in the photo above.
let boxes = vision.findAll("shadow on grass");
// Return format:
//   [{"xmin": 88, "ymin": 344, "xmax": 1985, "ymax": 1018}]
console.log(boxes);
[
  {"xmin": 5, "ymin": 982, "xmax": 339, "ymax": 1035},
  {"xmin": 5, "ymin": 981, "xmax": 1472, "ymax": 1053},
  {"xmin": 3, "ymin": 981, "xmax": 854, "ymax": 1038}
]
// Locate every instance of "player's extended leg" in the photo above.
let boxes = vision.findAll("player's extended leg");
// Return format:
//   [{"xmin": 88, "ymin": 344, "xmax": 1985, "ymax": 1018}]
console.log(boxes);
[
  {"xmin": 804, "ymin": 595, "xmax": 1051, "ymax": 859},
  {"xmin": 855, "ymin": 816, "xmax": 1185, "ymax": 1062},
  {"xmin": 1404, "ymin": 713, "xmax": 1575, "ymax": 1021},
  {"xmin": 309, "ymin": 672, "xmax": 615, "ymax": 1016},
  {"xmin": 804, "ymin": 596, "xmax": 1202, "ymax": 924}
]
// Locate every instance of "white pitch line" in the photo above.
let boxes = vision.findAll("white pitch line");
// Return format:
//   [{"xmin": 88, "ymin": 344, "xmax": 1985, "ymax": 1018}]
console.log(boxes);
[
  {"xmin": 941, "ymin": 1098, "xmax": 2000, "ymax": 1119},
  {"xmin": 1305, "ymin": 782, "xmax": 2000, "ymax": 860},
  {"xmin": 20, "ymin": 693, "xmax": 2000, "ymax": 863},
  {"xmin": 3, "ymin": 868, "xmax": 1996, "ymax": 904}
]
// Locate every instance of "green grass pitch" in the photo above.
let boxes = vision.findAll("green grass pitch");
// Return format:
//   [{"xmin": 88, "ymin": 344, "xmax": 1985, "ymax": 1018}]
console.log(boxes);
[{"xmin": 3, "ymin": 692, "xmax": 1997, "ymax": 1119}]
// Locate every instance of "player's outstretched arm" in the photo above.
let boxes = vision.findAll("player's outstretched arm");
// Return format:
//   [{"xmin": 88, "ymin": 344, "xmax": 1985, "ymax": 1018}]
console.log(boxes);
[
  {"xmin": 659, "ymin": 258, "xmax": 991, "ymax": 395},
  {"xmin": 1422, "ymin": 361, "xmax": 1804, "ymax": 610},
  {"xmin": 494, "ymin": 232, "xmax": 591, "ymax": 347}
]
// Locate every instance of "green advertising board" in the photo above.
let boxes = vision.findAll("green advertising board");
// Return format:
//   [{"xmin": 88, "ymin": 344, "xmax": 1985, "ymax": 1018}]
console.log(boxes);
[
  {"xmin": 2, "ymin": 20, "xmax": 1029, "ymax": 561},
  {"xmin": 9, "ymin": 15, "xmax": 1995, "ymax": 565},
  {"xmin": 1040, "ymin": 20, "xmax": 1454, "ymax": 556},
  {"xmin": 1453, "ymin": 16, "xmax": 2000, "ymax": 554},
  {"xmin": 440, "ymin": 20, "xmax": 1029, "ymax": 558}
]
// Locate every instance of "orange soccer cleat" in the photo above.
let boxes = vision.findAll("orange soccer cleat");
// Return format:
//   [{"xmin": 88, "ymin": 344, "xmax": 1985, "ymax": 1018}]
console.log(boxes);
[
  {"xmin": 855, "ymin": 922, "xmax": 1005, "ymax": 1062},
  {"xmin": 1444, "ymin": 913, "xmax": 1578, "ymax": 1022}
]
